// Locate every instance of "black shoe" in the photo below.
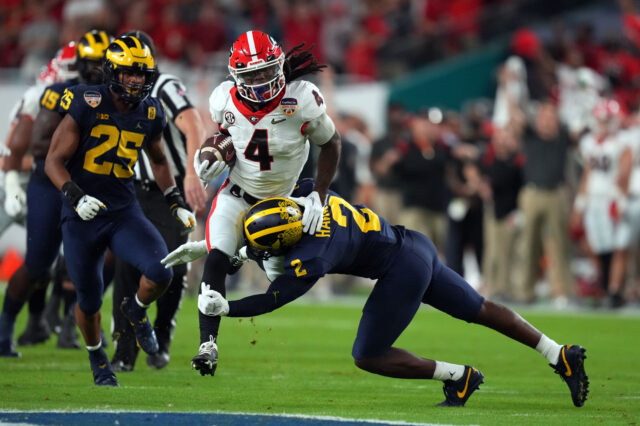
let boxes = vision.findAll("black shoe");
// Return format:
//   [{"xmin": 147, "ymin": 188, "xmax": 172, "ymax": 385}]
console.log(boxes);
[
  {"xmin": 0, "ymin": 339, "xmax": 21, "ymax": 358},
  {"xmin": 191, "ymin": 336, "xmax": 218, "ymax": 376},
  {"xmin": 437, "ymin": 366, "xmax": 484, "ymax": 407},
  {"xmin": 120, "ymin": 297, "xmax": 158, "ymax": 355},
  {"xmin": 89, "ymin": 347, "xmax": 119, "ymax": 387},
  {"xmin": 551, "ymin": 345, "xmax": 589, "ymax": 407},
  {"xmin": 44, "ymin": 294, "xmax": 62, "ymax": 334},
  {"xmin": 57, "ymin": 313, "xmax": 81, "ymax": 349},
  {"xmin": 16, "ymin": 313, "xmax": 50, "ymax": 346},
  {"xmin": 147, "ymin": 351, "xmax": 170, "ymax": 370},
  {"xmin": 111, "ymin": 359, "xmax": 134, "ymax": 373}
]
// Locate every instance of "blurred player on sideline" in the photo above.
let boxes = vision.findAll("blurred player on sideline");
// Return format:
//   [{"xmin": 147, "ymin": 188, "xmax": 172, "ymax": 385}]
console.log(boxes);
[
  {"xmin": 1, "ymin": 44, "xmax": 77, "ymax": 348},
  {"xmin": 165, "ymin": 30, "xmax": 341, "ymax": 376},
  {"xmin": 45, "ymin": 35, "xmax": 195, "ymax": 386},
  {"xmin": 193, "ymin": 183, "xmax": 590, "ymax": 408},
  {"xmin": 571, "ymin": 99, "xmax": 633, "ymax": 307},
  {"xmin": 0, "ymin": 31, "xmax": 113, "ymax": 357},
  {"xmin": 110, "ymin": 30, "xmax": 206, "ymax": 372}
]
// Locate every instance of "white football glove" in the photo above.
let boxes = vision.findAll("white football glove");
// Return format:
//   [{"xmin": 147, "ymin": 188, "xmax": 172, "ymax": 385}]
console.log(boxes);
[
  {"xmin": 230, "ymin": 246, "xmax": 249, "ymax": 268},
  {"xmin": 4, "ymin": 170, "xmax": 26, "ymax": 219},
  {"xmin": 173, "ymin": 207, "xmax": 196, "ymax": 233},
  {"xmin": 75, "ymin": 195, "xmax": 106, "ymax": 221},
  {"xmin": 194, "ymin": 149, "xmax": 228, "ymax": 183},
  {"xmin": 160, "ymin": 239, "xmax": 208, "ymax": 268},
  {"xmin": 198, "ymin": 282, "xmax": 229, "ymax": 316},
  {"xmin": 0, "ymin": 145, "xmax": 11, "ymax": 157},
  {"xmin": 289, "ymin": 191, "xmax": 324, "ymax": 234}
]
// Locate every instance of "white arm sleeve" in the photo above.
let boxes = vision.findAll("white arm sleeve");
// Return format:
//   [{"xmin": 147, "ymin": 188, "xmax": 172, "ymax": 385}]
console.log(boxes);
[{"xmin": 304, "ymin": 112, "xmax": 336, "ymax": 146}]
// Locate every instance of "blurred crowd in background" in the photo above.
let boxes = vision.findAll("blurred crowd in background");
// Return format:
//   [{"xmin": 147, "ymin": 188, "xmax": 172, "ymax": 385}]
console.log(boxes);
[
  {"xmin": 0, "ymin": 0, "xmax": 603, "ymax": 81},
  {"xmin": 3, "ymin": 0, "xmax": 640, "ymax": 310}
]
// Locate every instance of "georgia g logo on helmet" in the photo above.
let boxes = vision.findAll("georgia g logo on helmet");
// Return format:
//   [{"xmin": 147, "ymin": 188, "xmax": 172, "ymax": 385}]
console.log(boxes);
[
  {"xmin": 228, "ymin": 31, "xmax": 286, "ymax": 103},
  {"xmin": 244, "ymin": 198, "xmax": 303, "ymax": 259},
  {"xmin": 103, "ymin": 35, "xmax": 158, "ymax": 104}
]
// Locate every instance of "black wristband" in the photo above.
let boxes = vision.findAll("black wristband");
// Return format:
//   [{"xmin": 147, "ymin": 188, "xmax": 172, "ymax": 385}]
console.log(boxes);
[
  {"xmin": 62, "ymin": 181, "xmax": 85, "ymax": 207},
  {"xmin": 163, "ymin": 185, "xmax": 187, "ymax": 211}
]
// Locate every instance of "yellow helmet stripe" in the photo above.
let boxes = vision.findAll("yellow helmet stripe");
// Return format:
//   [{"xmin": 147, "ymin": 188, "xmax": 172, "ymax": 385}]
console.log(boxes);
[
  {"xmin": 244, "ymin": 206, "xmax": 290, "ymax": 226},
  {"xmin": 247, "ymin": 222, "xmax": 300, "ymax": 247}
]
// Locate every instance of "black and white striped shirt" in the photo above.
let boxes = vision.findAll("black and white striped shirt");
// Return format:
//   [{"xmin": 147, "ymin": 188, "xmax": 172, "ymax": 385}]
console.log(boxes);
[{"xmin": 134, "ymin": 73, "xmax": 193, "ymax": 183}]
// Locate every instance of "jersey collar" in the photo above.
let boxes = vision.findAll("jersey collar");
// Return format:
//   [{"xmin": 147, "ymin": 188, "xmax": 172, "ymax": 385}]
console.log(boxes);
[{"xmin": 231, "ymin": 86, "xmax": 286, "ymax": 125}]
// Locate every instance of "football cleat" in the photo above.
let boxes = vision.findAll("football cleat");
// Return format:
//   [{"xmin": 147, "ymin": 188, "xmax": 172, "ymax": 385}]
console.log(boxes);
[
  {"xmin": 147, "ymin": 351, "xmax": 170, "ymax": 370},
  {"xmin": 551, "ymin": 345, "xmax": 589, "ymax": 407},
  {"xmin": 120, "ymin": 297, "xmax": 158, "ymax": 355},
  {"xmin": 16, "ymin": 313, "xmax": 50, "ymax": 346},
  {"xmin": 111, "ymin": 359, "xmax": 134, "ymax": 373},
  {"xmin": 57, "ymin": 313, "xmax": 81, "ymax": 349},
  {"xmin": 191, "ymin": 335, "xmax": 218, "ymax": 376},
  {"xmin": 0, "ymin": 339, "xmax": 21, "ymax": 358},
  {"xmin": 89, "ymin": 347, "xmax": 119, "ymax": 387},
  {"xmin": 437, "ymin": 366, "xmax": 484, "ymax": 407}
]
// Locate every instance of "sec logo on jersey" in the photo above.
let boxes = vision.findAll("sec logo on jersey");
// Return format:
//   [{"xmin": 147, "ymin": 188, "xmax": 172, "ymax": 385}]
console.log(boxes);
[{"xmin": 225, "ymin": 111, "xmax": 235, "ymax": 125}]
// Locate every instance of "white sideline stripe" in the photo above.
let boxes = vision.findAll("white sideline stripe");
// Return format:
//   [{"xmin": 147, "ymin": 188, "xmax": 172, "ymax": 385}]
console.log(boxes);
[
  {"xmin": 0, "ymin": 410, "xmax": 465, "ymax": 426},
  {"xmin": 247, "ymin": 31, "xmax": 257, "ymax": 56}
]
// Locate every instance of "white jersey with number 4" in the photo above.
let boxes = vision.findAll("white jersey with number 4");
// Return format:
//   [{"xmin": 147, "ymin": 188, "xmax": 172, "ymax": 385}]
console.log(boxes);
[
  {"xmin": 205, "ymin": 79, "xmax": 328, "ymax": 256},
  {"xmin": 209, "ymin": 79, "xmax": 326, "ymax": 199}
]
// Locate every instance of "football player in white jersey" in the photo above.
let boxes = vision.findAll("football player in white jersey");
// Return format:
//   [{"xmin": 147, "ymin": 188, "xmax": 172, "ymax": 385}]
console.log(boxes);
[
  {"xmin": 162, "ymin": 30, "xmax": 341, "ymax": 376},
  {"xmin": 571, "ymin": 99, "xmax": 632, "ymax": 307}
]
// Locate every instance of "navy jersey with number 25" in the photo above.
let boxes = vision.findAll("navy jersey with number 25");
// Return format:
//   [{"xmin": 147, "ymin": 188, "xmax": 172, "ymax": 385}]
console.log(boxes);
[{"xmin": 58, "ymin": 84, "xmax": 166, "ymax": 217}]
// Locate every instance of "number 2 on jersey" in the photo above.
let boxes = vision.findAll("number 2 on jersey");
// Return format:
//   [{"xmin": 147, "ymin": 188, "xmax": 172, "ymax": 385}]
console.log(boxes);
[
  {"xmin": 244, "ymin": 129, "xmax": 274, "ymax": 170},
  {"xmin": 84, "ymin": 124, "xmax": 144, "ymax": 178}
]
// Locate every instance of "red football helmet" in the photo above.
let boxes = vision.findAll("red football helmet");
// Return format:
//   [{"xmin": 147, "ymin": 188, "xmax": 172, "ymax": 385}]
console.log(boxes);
[
  {"xmin": 51, "ymin": 42, "xmax": 78, "ymax": 82},
  {"xmin": 37, "ymin": 61, "xmax": 57, "ymax": 85},
  {"xmin": 592, "ymin": 98, "xmax": 624, "ymax": 134},
  {"xmin": 228, "ymin": 31, "xmax": 285, "ymax": 103}
]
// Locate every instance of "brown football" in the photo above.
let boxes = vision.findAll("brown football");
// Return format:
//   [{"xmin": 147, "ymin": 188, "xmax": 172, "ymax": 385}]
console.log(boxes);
[{"xmin": 199, "ymin": 133, "xmax": 236, "ymax": 166}]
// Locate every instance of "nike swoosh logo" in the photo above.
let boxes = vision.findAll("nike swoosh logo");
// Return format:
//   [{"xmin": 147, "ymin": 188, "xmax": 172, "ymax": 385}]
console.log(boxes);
[
  {"xmin": 562, "ymin": 346, "xmax": 572, "ymax": 377},
  {"xmin": 271, "ymin": 118, "xmax": 286, "ymax": 124},
  {"xmin": 457, "ymin": 368, "xmax": 473, "ymax": 398}
]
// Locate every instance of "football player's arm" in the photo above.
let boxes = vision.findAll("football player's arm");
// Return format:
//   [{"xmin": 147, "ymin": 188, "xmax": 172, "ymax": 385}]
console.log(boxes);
[
  {"xmin": 30, "ymin": 108, "xmax": 63, "ymax": 159},
  {"xmin": 3, "ymin": 114, "xmax": 32, "ymax": 172},
  {"xmin": 146, "ymin": 132, "xmax": 196, "ymax": 231},
  {"xmin": 227, "ymin": 275, "xmax": 316, "ymax": 317},
  {"xmin": 44, "ymin": 114, "xmax": 80, "ymax": 190},
  {"xmin": 305, "ymin": 113, "xmax": 341, "ymax": 203},
  {"xmin": 174, "ymin": 107, "xmax": 207, "ymax": 212},
  {"xmin": 145, "ymin": 132, "xmax": 176, "ymax": 192},
  {"xmin": 617, "ymin": 146, "xmax": 633, "ymax": 195}
]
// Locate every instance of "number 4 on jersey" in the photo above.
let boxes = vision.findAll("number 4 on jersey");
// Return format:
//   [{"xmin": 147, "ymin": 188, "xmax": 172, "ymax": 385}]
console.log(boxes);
[{"xmin": 244, "ymin": 129, "xmax": 274, "ymax": 170}]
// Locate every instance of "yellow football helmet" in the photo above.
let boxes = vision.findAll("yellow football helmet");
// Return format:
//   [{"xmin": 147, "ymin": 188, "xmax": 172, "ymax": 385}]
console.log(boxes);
[
  {"xmin": 76, "ymin": 29, "xmax": 113, "ymax": 84},
  {"xmin": 104, "ymin": 35, "xmax": 158, "ymax": 104},
  {"xmin": 244, "ymin": 198, "xmax": 303, "ymax": 259}
]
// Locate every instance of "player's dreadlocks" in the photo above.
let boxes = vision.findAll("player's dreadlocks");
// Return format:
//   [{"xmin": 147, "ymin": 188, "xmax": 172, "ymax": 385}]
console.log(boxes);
[{"xmin": 283, "ymin": 43, "xmax": 327, "ymax": 83}]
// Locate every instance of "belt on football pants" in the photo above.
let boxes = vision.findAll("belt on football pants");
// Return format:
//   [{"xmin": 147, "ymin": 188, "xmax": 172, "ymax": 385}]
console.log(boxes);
[{"xmin": 230, "ymin": 184, "xmax": 260, "ymax": 205}]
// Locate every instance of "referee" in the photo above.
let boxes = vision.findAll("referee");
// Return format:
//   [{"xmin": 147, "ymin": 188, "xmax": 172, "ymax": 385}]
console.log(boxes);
[{"xmin": 111, "ymin": 31, "xmax": 206, "ymax": 371}]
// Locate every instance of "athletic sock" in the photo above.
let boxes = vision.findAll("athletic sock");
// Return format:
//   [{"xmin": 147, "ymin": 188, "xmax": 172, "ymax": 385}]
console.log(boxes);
[
  {"xmin": 134, "ymin": 294, "xmax": 150, "ymax": 309},
  {"xmin": 535, "ymin": 334, "xmax": 562, "ymax": 365},
  {"xmin": 86, "ymin": 340, "xmax": 102, "ymax": 351},
  {"xmin": 0, "ymin": 294, "xmax": 23, "ymax": 342},
  {"xmin": 433, "ymin": 361, "xmax": 466, "ymax": 381}
]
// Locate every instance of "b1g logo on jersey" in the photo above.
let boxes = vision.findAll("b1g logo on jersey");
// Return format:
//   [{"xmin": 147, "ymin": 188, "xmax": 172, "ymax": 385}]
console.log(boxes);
[
  {"xmin": 148, "ymin": 107, "xmax": 156, "ymax": 120},
  {"xmin": 224, "ymin": 111, "xmax": 235, "ymax": 125},
  {"xmin": 280, "ymin": 98, "xmax": 298, "ymax": 116},
  {"xmin": 83, "ymin": 91, "xmax": 102, "ymax": 108}
]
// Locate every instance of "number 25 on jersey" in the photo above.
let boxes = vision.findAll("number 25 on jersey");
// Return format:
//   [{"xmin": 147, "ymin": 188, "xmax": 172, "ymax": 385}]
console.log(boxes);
[{"xmin": 84, "ymin": 124, "xmax": 144, "ymax": 178}]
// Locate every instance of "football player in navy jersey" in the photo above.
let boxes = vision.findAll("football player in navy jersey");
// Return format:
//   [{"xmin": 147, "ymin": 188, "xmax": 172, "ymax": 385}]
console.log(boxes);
[
  {"xmin": 44, "ymin": 35, "xmax": 196, "ymax": 386},
  {"xmin": 0, "ymin": 30, "xmax": 113, "ymax": 358},
  {"xmin": 192, "ymin": 181, "xmax": 589, "ymax": 408}
]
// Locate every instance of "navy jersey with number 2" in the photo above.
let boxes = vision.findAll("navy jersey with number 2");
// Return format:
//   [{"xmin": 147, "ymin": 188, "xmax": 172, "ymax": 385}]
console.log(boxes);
[{"xmin": 229, "ymin": 189, "xmax": 485, "ymax": 360}]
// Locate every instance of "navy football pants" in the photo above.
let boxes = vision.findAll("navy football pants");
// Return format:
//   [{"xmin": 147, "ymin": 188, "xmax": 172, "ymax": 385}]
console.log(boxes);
[
  {"xmin": 62, "ymin": 203, "xmax": 172, "ymax": 315},
  {"xmin": 352, "ymin": 230, "xmax": 484, "ymax": 359}
]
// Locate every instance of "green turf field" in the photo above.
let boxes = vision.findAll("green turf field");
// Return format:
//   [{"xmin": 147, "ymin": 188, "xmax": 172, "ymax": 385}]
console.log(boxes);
[{"xmin": 1, "ymin": 290, "xmax": 639, "ymax": 425}]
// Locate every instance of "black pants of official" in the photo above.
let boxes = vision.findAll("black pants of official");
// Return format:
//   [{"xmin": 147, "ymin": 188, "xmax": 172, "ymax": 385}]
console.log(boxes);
[{"xmin": 111, "ymin": 182, "xmax": 188, "ymax": 363}]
